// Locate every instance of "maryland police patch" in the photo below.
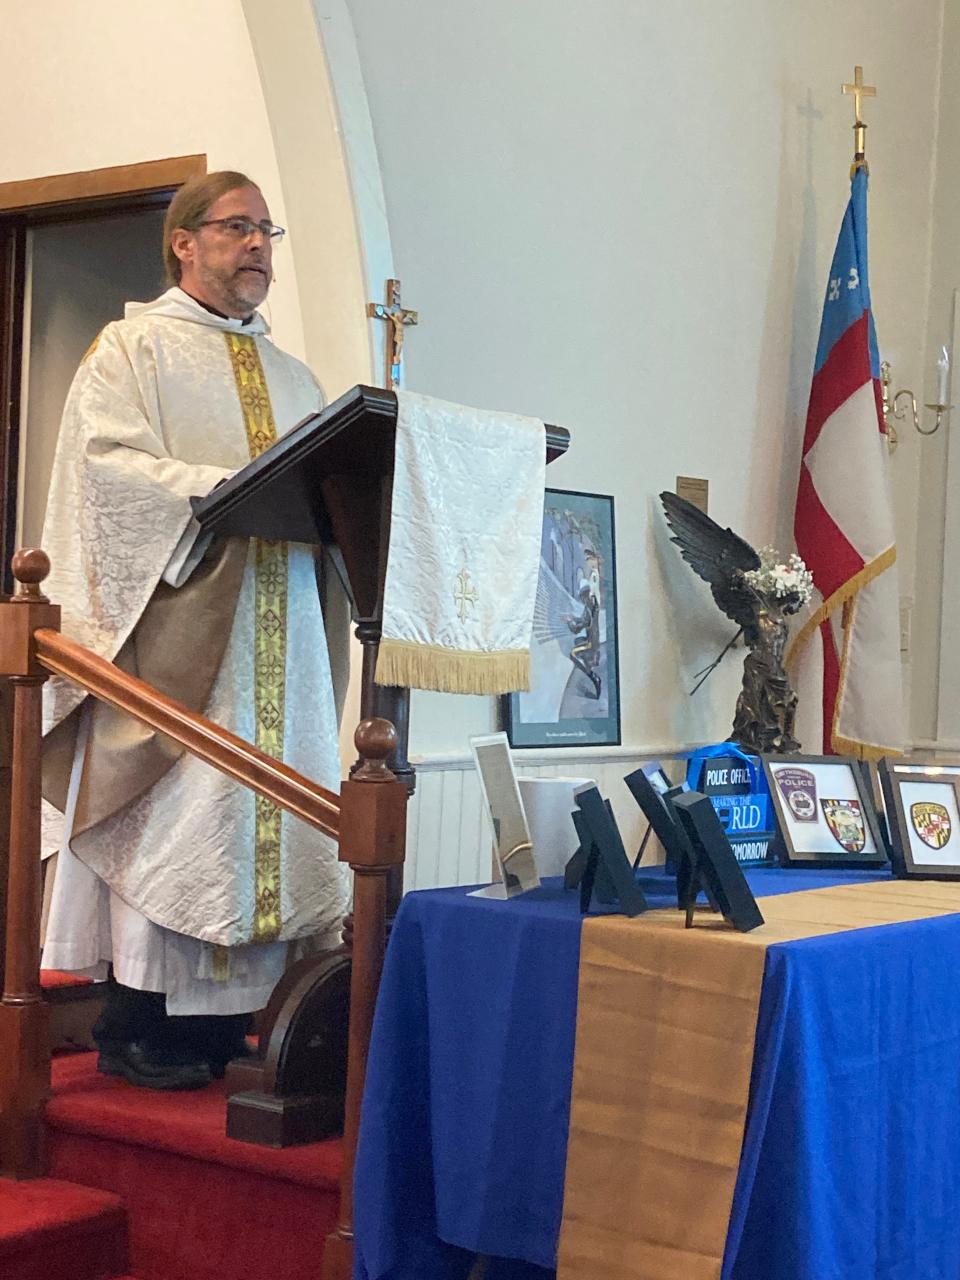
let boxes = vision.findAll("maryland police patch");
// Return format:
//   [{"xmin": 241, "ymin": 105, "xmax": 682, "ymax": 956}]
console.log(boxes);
[
  {"xmin": 820, "ymin": 799, "xmax": 866, "ymax": 854},
  {"xmin": 910, "ymin": 801, "xmax": 952, "ymax": 850}
]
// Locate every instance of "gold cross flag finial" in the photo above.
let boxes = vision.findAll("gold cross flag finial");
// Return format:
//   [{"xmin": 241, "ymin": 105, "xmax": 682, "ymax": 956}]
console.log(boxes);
[{"xmin": 842, "ymin": 65, "xmax": 876, "ymax": 172}]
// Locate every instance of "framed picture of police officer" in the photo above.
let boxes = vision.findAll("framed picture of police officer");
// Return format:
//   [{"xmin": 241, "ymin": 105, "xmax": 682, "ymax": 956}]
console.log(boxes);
[{"xmin": 502, "ymin": 489, "xmax": 621, "ymax": 748}]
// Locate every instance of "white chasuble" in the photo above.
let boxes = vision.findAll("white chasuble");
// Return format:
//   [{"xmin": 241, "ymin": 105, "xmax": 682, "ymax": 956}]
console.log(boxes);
[{"xmin": 41, "ymin": 288, "xmax": 349, "ymax": 1013}]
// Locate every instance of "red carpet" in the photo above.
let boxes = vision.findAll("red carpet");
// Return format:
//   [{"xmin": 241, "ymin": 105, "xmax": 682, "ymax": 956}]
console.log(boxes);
[
  {"xmin": 37, "ymin": 1051, "xmax": 342, "ymax": 1280},
  {"xmin": 0, "ymin": 1177, "xmax": 127, "ymax": 1279},
  {"xmin": 40, "ymin": 968, "xmax": 93, "ymax": 990}
]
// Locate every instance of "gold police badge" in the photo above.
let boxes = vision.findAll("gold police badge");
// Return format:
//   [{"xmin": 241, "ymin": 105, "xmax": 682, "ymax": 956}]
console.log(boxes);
[{"xmin": 910, "ymin": 801, "xmax": 952, "ymax": 850}]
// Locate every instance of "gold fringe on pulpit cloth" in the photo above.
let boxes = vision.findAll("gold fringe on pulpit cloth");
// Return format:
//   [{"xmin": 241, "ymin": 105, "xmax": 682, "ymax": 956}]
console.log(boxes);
[
  {"xmin": 374, "ymin": 638, "xmax": 530, "ymax": 696},
  {"xmin": 557, "ymin": 879, "xmax": 960, "ymax": 1280}
]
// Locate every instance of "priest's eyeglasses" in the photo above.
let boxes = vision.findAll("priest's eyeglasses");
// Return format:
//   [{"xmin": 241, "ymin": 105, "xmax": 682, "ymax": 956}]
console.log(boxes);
[{"xmin": 195, "ymin": 217, "xmax": 286, "ymax": 241}]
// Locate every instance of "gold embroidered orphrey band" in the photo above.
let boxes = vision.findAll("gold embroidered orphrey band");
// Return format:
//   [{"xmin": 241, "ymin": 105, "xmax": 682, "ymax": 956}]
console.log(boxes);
[
  {"xmin": 557, "ymin": 877, "xmax": 960, "ymax": 1280},
  {"xmin": 226, "ymin": 332, "xmax": 287, "ymax": 942}
]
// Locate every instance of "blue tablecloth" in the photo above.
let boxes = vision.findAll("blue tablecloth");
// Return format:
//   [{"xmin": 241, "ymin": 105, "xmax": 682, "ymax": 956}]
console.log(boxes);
[{"xmin": 353, "ymin": 866, "xmax": 960, "ymax": 1280}]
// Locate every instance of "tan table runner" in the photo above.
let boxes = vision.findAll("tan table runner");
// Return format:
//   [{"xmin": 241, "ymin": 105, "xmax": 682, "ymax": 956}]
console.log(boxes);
[{"xmin": 557, "ymin": 879, "xmax": 960, "ymax": 1280}]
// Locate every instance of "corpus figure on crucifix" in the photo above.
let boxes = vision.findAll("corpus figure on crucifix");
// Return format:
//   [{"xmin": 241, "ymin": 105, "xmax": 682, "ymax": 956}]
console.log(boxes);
[{"xmin": 367, "ymin": 278, "xmax": 418, "ymax": 389}]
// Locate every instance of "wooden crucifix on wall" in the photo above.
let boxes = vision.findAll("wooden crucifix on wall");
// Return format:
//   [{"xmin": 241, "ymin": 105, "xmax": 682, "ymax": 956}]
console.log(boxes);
[{"xmin": 367, "ymin": 278, "xmax": 418, "ymax": 389}]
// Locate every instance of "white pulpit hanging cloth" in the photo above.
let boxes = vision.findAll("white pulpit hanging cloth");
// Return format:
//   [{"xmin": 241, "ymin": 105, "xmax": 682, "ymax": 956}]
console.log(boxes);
[{"xmin": 375, "ymin": 390, "xmax": 546, "ymax": 695}]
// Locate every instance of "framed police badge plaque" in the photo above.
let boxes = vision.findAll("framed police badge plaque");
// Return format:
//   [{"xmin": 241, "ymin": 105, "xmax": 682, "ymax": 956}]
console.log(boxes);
[
  {"xmin": 763, "ymin": 754, "xmax": 887, "ymax": 868},
  {"xmin": 879, "ymin": 760, "xmax": 960, "ymax": 878}
]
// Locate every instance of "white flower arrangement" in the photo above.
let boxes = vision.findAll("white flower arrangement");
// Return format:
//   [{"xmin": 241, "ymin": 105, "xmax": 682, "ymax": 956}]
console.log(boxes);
[{"xmin": 741, "ymin": 547, "xmax": 814, "ymax": 605}]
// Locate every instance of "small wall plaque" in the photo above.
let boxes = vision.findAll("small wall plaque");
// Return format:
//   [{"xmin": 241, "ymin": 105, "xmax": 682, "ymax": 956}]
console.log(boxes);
[{"xmin": 676, "ymin": 476, "xmax": 708, "ymax": 514}]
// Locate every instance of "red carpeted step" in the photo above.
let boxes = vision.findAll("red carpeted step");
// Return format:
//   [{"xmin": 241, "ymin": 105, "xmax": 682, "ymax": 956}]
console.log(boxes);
[
  {"xmin": 0, "ymin": 1177, "xmax": 127, "ymax": 1280},
  {"xmin": 41, "ymin": 968, "xmax": 93, "ymax": 990},
  {"xmin": 47, "ymin": 1052, "xmax": 341, "ymax": 1280}
]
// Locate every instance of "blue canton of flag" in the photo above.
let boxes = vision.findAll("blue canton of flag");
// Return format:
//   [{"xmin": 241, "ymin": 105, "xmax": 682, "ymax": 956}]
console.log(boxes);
[{"xmin": 813, "ymin": 168, "xmax": 881, "ymax": 385}]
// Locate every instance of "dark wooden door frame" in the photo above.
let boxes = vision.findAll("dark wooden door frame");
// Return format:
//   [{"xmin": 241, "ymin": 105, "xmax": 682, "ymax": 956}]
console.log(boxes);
[
  {"xmin": 0, "ymin": 222, "xmax": 27, "ymax": 598},
  {"xmin": 0, "ymin": 154, "xmax": 207, "ymax": 217},
  {"xmin": 0, "ymin": 154, "xmax": 206, "ymax": 593}
]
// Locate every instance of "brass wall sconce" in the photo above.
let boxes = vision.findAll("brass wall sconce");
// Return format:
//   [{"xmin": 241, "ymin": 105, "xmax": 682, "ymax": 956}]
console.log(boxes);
[{"xmin": 880, "ymin": 349, "xmax": 952, "ymax": 454}]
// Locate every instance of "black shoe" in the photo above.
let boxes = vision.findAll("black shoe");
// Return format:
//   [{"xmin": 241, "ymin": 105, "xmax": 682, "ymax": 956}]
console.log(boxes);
[
  {"xmin": 591, "ymin": 672, "xmax": 602, "ymax": 699},
  {"xmin": 97, "ymin": 1041, "xmax": 213, "ymax": 1091},
  {"xmin": 206, "ymin": 1039, "xmax": 256, "ymax": 1081}
]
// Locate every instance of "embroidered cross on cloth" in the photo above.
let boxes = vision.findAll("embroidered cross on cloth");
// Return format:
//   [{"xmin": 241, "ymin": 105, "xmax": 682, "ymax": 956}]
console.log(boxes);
[{"xmin": 375, "ymin": 390, "xmax": 546, "ymax": 695}]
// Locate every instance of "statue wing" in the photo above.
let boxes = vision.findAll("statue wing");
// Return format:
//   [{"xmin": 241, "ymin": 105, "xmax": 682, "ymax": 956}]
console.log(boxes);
[{"xmin": 659, "ymin": 491, "xmax": 761, "ymax": 630}]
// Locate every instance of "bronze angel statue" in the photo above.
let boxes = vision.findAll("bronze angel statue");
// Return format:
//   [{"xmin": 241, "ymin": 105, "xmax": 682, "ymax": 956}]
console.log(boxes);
[{"xmin": 660, "ymin": 492, "xmax": 814, "ymax": 754}]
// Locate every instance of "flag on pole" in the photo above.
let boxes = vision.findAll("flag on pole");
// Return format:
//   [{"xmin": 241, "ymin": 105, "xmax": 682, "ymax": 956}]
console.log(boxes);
[{"xmin": 789, "ymin": 165, "xmax": 903, "ymax": 758}]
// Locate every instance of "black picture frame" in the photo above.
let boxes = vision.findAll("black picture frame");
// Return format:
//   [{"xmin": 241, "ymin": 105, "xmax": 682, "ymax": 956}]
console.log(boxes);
[
  {"xmin": 879, "ymin": 759, "xmax": 960, "ymax": 879},
  {"xmin": 571, "ymin": 785, "xmax": 647, "ymax": 917},
  {"xmin": 503, "ymin": 488, "xmax": 621, "ymax": 748},
  {"xmin": 624, "ymin": 763, "xmax": 687, "ymax": 871},
  {"xmin": 763, "ymin": 753, "xmax": 887, "ymax": 869},
  {"xmin": 568, "ymin": 809, "xmax": 617, "ymax": 908},
  {"xmin": 671, "ymin": 792, "xmax": 764, "ymax": 932},
  {"xmin": 857, "ymin": 759, "xmax": 894, "ymax": 860}
]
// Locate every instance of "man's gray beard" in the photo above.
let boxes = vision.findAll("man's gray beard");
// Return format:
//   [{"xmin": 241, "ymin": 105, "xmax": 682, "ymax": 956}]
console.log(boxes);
[{"xmin": 200, "ymin": 265, "xmax": 268, "ymax": 315}]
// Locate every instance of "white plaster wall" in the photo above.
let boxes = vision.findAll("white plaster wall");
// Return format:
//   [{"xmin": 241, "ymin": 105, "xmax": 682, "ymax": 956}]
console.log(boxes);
[
  {"xmin": 342, "ymin": 0, "xmax": 940, "ymax": 758},
  {"xmin": 916, "ymin": 0, "xmax": 959, "ymax": 745},
  {"xmin": 0, "ymin": 0, "xmax": 307, "ymax": 362},
  {"xmin": 239, "ymin": 0, "xmax": 377, "ymax": 402},
  {"xmin": 2, "ymin": 1, "xmax": 946, "ymax": 764}
]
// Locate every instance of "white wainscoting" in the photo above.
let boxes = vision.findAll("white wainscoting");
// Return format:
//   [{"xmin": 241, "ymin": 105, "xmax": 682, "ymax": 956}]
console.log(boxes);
[{"xmin": 403, "ymin": 747, "xmax": 684, "ymax": 891}]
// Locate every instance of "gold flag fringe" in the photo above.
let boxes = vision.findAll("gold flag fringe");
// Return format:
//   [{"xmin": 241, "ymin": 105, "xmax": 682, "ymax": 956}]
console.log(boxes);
[
  {"xmin": 830, "ymin": 734, "xmax": 898, "ymax": 762},
  {"xmin": 786, "ymin": 544, "xmax": 896, "ymax": 668},
  {"xmin": 375, "ymin": 638, "xmax": 530, "ymax": 695},
  {"xmin": 785, "ymin": 545, "xmax": 903, "ymax": 760},
  {"xmin": 829, "ymin": 593, "xmax": 902, "ymax": 760}
]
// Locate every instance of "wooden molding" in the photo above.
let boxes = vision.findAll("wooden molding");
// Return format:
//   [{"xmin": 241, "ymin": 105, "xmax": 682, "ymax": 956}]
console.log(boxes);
[{"xmin": 0, "ymin": 154, "xmax": 206, "ymax": 215}]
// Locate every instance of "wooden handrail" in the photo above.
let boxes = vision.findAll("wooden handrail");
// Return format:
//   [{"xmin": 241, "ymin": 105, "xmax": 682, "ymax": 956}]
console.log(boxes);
[
  {"xmin": 33, "ymin": 628, "xmax": 340, "ymax": 840},
  {"xmin": 0, "ymin": 548, "xmax": 407, "ymax": 1207}
]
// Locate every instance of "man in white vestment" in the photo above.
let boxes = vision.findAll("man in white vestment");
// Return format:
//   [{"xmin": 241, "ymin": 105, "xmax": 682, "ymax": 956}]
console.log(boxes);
[{"xmin": 40, "ymin": 171, "xmax": 350, "ymax": 1089}]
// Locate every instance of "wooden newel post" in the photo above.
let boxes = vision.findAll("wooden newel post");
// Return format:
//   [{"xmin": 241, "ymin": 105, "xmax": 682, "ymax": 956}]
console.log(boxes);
[
  {"xmin": 323, "ymin": 717, "xmax": 407, "ymax": 1280},
  {"xmin": 0, "ymin": 549, "xmax": 60, "ymax": 1180}
]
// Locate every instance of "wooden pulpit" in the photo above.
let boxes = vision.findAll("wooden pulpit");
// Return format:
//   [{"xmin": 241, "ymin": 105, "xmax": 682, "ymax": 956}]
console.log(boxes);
[
  {"xmin": 192, "ymin": 384, "xmax": 570, "ymax": 1145},
  {"xmin": 193, "ymin": 384, "xmax": 569, "ymax": 792}
]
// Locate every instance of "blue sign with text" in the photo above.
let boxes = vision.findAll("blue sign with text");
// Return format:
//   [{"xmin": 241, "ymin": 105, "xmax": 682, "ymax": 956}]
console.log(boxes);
[{"xmin": 685, "ymin": 747, "xmax": 776, "ymax": 866}]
